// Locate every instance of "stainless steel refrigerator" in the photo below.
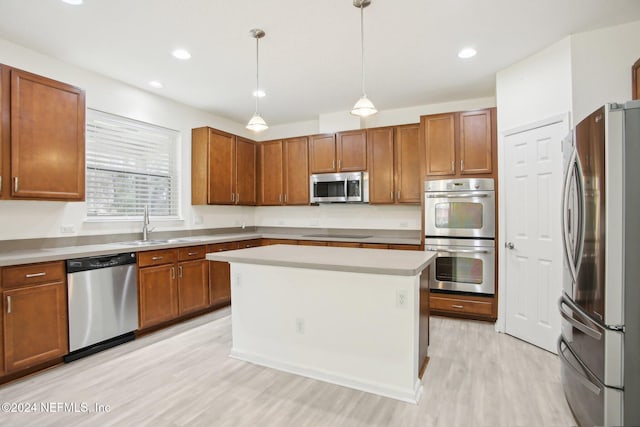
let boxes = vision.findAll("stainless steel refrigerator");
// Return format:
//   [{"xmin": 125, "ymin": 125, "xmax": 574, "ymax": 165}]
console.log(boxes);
[{"xmin": 559, "ymin": 101, "xmax": 640, "ymax": 426}]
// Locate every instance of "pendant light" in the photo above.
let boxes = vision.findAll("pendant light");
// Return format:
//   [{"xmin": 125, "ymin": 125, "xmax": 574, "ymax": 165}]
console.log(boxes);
[
  {"xmin": 351, "ymin": 0, "xmax": 377, "ymax": 117},
  {"xmin": 247, "ymin": 28, "xmax": 268, "ymax": 132}
]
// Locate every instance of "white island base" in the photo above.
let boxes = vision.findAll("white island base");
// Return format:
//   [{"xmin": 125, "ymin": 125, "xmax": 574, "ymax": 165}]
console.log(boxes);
[{"xmin": 207, "ymin": 245, "xmax": 434, "ymax": 404}]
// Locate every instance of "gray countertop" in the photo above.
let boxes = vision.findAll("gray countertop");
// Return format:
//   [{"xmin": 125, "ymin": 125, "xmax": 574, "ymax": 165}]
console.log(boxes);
[
  {"xmin": 0, "ymin": 231, "xmax": 421, "ymax": 267},
  {"xmin": 207, "ymin": 244, "xmax": 435, "ymax": 276}
]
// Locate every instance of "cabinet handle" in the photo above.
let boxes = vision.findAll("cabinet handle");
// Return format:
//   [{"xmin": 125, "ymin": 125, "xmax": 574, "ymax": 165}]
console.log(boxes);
[
  {"xmin": 284, "ymin": 194, "xmax": 287, "ymax": 203},
  {"xmin": 236, "ymin": 193, "xmax": 240, "ymax": 203},
  {"xmin": 397, "ymin": 191, "xmax": 400, "ymax": 200},
  {"xmin": 338, "ymin": 159, "xmax": 341, "ymax": 170},
  {"xmin": 25, "ymin": 272, "xmax": 46, "ymax": 278},
  {"xmin": 152, "ymin": 256, "xmax": 163, "ymax": 261},
  {"xmin": 451, "ymin": 161, "xmax": 454, "ymax": 172},
  {"xmin": 461, "ymin": 160, "xmax": 464, "ymax": 170},
  {"xmin": 187, "ymin": 252, "xmax": 198, "ymax": 256},
  {"xmin": 178, "ymin": 265, "xmax": 183, "ymax": 278},
  {"xmin": 14, "ymin": 177, "xmax": 18, "ymax": 193},
  {"xmin": 332, "ymin": 159, "xmax": 335, "ymax": 170},
  {"xmin": 451, "ymin": 304, "xmax": 464, "ymax": 309},
  {"xmin": 279, "ymin": 194, "xmax": 282, "ymax": 203},
  {"xmin": 171, "ymin": 266, "xmax": 176, "ymax": 280},
  {"xmin": 390, "ymin": 192, "xmax": 393, "ymax": 201},
  {"xmin": 231, "ymin": 193, "xmax": 235, "ymax": 202},
  {"xmin": 6, "ymin": 296, "xmax": 11, "ymax": 314}
]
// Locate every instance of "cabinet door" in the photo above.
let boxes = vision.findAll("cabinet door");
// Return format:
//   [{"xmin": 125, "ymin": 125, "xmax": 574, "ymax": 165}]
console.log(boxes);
[
  {"xmin": 395, "ymin": 124, "xmax": 421, "ymax": 203},
  {"xmin": 422, "ymin": 113, "xmax": 456, "ymax": 176},
  {"xmin": 178, "ymin": 259, "xmax": 209, "ymax": 315},
  {"xmin": 0, "ymin": 65, "xmax": 8, "ymax": 199},
  {"xmin": 309, "ymin": 134, "xmax": 336, "ymax": 173},
  {"xmin": 633, "ymin": 57, "xmax": 640, "ymax": 100},
  {"xmin": 138, "ymin": 264, "xmax": 179, "ymax": 329},
  {"xmin": 207, "ymin": 128, "xmax": 236, "ymax": 205},
  {"xmin": 3, "ymin": 282, "xmax": 68, "ymax": 373},
  {"xmin": 337, "ymin": 129, "xmax": 367, "ymax": 172},
  {"xmin": 283, "ymin": 137, "xmax": 309, "ymax": 205},
  {"xmin": 459, "ymin": 109, "xmax": 492, "ymax": 175},
  {"xmin": 10, "ymin": 68, "xmax": 85, "ymax": 200},
  {"xmin": 328, "ymin": 241, "xmax": 361, "ymax": 248},
  {"xmin": 208, "ymin": 242, "xmax": 236, "ymax": 306},
  {"xmin": 236, "ymin": 137, "xmax": 257, "ymax": 205},
  {"xmin": 367, "ymin": 127, "xmax": 395, "ymax": 204},
  {"xmin": 258, "ymin": 140, "xmax": 283, "ymax": 205}
]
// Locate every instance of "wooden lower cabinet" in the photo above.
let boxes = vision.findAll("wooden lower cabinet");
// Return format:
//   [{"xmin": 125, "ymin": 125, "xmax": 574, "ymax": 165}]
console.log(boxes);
[
  {"xmin": 261, "ymin": 238, "xmax": 298, "ymax": 245},
  {"xmin": 2, "ymin": 261, "xmax": 68, "ymax": 374},
  {"xmin": 327, "ymin": 241, "xmax": 361, "ymax": 248},
  {"xmin": 138, "ymin": 263, "xmax": 179, "ymax": 329},
  {"xmin": 429, "ymin": 292, "xmax": 495, "ymax": 320},
  {"xmin": 178, "ymin": 259, "xmax": 209, "ymax": 315},
  {"xmin": 298, "ymin": 240, "xmax": 328, "ymax": 246},
  {"xmin": 208, "ymin": 242, "xmax": 237, "ymax": 306}
]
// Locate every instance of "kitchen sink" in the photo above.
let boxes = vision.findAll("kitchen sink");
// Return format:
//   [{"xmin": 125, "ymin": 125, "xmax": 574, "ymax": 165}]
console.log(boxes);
[{"xmin": 118, "ymin": 238, "xmax": 201, "ymax": 246}]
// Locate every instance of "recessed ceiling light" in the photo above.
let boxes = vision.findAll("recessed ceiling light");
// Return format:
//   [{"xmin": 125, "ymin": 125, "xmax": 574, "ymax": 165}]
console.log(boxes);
[
  {"xmin": 458, "ymin": 47, "xmax": 477, "ymax": 59},
  {"xmin": 149, "ymin": 81, "xmax": 163, "ymax": 89},
  {"xmin": 253, "ymin": 90, "xmax": 266, "ymax": 98},
  {"xmin": 61, "ymin": 0, "xmax": 83, "ymax": 4},
  {"xmin": 172, "ymin": 49, "xmax": 191, "ymax": 60}
]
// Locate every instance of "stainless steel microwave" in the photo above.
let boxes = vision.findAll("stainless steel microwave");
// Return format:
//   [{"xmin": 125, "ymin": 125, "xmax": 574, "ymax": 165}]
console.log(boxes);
[{"xmin": 310, "ymin": 172, "xmax": 369, "ymax": 203}]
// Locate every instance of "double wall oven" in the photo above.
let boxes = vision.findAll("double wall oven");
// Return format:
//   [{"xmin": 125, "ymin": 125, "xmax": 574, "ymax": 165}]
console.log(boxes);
[{"xmin": 424, "ymin": 178, "xmax": 495, "ymax": 295}]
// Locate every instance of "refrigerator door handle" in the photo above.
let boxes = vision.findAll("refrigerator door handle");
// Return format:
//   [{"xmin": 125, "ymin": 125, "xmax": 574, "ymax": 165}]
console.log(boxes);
[
  {"xmin": 562, "ymin": 149, "xmax": 579, "ymax": 283},
  {"xmin": 557, "ymin": 337, "xmax": 602, "ymax": 396},
  {"xmin": 574, "ymin": 153, "xmax": 586, "ymax": 274},
  {"xmin": 559, "ymin": 296, "xmax": 603, "ymax": 340}
]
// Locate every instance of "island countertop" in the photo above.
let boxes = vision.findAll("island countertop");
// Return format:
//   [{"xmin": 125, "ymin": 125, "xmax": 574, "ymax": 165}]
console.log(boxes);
[{"xmin": 206, "ymin": 244, "xmax": 437, "ymax": 276}]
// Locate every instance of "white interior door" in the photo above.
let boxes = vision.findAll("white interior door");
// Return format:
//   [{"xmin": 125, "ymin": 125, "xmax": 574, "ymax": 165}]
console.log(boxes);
[{"xmin": 503, "ymin": 117, "xmax": 567, "ymax": 353}]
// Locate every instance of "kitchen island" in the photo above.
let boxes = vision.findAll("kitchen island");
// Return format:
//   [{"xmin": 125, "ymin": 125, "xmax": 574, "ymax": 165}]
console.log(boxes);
[{"xmin": 206, "ymin": 244, "xmax": 435, "ymax": 403}]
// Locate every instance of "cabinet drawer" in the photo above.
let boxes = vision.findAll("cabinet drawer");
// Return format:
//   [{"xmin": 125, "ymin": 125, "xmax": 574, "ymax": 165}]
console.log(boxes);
[
  {"xmin": 430, "ymin": 294, "xmax": 493, "ymax": 316},
  {"xmin": 138, "ymin": 249, "xmax": 178, "ymax": 267},
  {"xmin": 361, "ymin": 243, "xmax": 389, "ymax": 249},
  {"xmin": 178, "ymin": 245, "xmax": 206, "ymax": 261},
  {"xmin": 388, "ymin": 244, "xmax": 420, "ymax": 251},
  {"xmin": 236, "ymin": 239, "xmax": 261, "ymax": 249},
  {"xmin": 2, "ymin": 261, "xmax": 66, "ymax": 288},
  {"xmin": 208, "ymin": 242, "xmax": 238, "ymax": 253}
]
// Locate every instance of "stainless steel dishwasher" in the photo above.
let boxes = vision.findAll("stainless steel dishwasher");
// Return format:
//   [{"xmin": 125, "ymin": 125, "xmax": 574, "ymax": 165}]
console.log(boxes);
[{"xmin": 65, "ymin": 252, "xmax": 138, "ymax": 362}]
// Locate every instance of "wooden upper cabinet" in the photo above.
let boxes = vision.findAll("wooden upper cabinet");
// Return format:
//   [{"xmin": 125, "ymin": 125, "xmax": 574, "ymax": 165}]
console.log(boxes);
[
  {"xmin": 367, "ymin": 127, "xmax": 395, "ymax": 204},
  {"xmin": 283, "ymin": 136, "xmax": 309, "ymax": 205},
  {"xmin": 633, "ymin": 57, "xmax": 640, "ymax": 100},
  {"xmin": 309, "ymin": 133, "xmax": 336, "ymax": 173},
  {"xmin": 191, "ymin": 127, "xmax": 256, "ymax": 206},
  {"xmin": 0, "ymin": 65, "xmax": 85, "ymax": 201},
  {"xmin": 258, "ymin": 140, "xmax": 284, "ymax": 205},
  {"xmin": 422, "ymin": 113, "xmax": 456, "ymax": 177},
  {"xmin": 421, "ymin": 108, "xmax": 496, "ymax": 179},
  {"xmin": 236, "ymin": 137, "xmax": 256, "ymax": 205},
  {"xmin": 336, "ymin": 129, "xmax": 367, "ymax": 172},
  {"xmin": 459, "ymin": 109, "xmax": 493, "ymax": 175},
  {"xmin": 395, "ymin": 124, "xmax": 421, "ymax": 203}
]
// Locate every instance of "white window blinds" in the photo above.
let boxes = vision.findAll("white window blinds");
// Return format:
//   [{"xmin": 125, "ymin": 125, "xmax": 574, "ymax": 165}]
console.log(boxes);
[{"xmin": 85, "ymin": 109, "xmax": 179, "ymax": 219}]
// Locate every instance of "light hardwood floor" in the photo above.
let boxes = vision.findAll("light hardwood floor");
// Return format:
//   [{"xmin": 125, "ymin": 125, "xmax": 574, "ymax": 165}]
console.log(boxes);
[{"xmin": 0, "ymin": 309, "xmax": 576, "ymax": 427}]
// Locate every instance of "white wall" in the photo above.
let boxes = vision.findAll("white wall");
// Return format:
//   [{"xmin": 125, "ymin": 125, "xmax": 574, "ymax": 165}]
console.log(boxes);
[
  {"xmin": 495, "ymin": 37, "xmax": 573, "ymax": 133},
  {"xmin": 0, "ymin": 37, "xmax": 255, "ymax": 240},
  {"xmin": 571, "ymin": 20, "xmax": 640, "ymax": 124}
]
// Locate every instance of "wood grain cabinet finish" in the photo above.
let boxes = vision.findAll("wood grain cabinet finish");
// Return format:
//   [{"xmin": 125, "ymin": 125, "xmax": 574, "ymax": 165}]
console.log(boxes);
[
  {"xmin": 177, "ymin": 246, "xmax": 209, "ymax": 315},
  {"xmin": 0, "ymin": 64, "xmax": 85, "ymax": 201},
  {"xmin": 2, "ymin": 261, "xmax": 68, "ymax": 374},
  {"xmin": 421, "ymin": 108, "xmax": 496, "ymax": 179},
  {"xmin": 191, "ymin": 127, "xmax": 256, "ymax": 206},
  {"xmin": 367, "ymin": 124, "xmax": 420, "ymax": 204},
  {"xmin": 430, "ymin": 293, "xmax": 496, "ymax": 320},
  {"xmin": 309, "ymin": 131, "xmax": 366, "ymax": 174},
  {"xmin": 258, "ymin": 137, "xmax": 309, "ymax": 206},
  {"xmin": 138, "ymin": 253, "xmax": 179, "ymax": 329},
  {"xmin": 207, "ymin": 242, "xmax": 237, "ymax": 306},
  {"xmin": 633, "ymin": 57, "xmax": 640, "ymax": 100}
]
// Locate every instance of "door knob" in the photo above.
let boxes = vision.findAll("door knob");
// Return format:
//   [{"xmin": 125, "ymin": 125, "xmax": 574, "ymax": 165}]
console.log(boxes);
[{"xmin": 505, "ymin": 242, "xmax": 515, "ymax": 250}]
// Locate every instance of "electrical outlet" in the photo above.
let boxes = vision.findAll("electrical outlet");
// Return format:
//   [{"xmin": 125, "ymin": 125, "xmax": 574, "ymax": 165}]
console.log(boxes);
[
  {"xmin": 396, "ymin": 289, "xmax": 408, "ymax": 309},
  {"xmin": 296, "ymin": 318, "xmax": 305, "ymax": 334},
  {"xmin": 60, "ymin": 225, "xmax": 76, "ymax": 234}
]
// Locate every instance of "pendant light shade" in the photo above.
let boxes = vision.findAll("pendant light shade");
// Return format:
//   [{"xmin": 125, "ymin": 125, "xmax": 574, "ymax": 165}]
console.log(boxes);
[
  {"xmin": 247, "ymin": 29, "xmax": 268, "ymax": 132},
  {"xmin": 351, "ymin": 0, "xmax": 377, "ymax": 117}
]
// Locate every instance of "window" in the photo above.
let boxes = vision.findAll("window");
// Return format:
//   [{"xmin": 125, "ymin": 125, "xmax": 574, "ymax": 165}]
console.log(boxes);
[{"xmin": 85, "ymin": 109, "xmax": 179, "ymax": 219}]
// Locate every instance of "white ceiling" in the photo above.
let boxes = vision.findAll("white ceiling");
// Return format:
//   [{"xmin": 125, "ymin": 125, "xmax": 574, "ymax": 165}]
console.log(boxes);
[{"xmin": 1, "ymin": 1, "xmax": 640, "ymax": 127}]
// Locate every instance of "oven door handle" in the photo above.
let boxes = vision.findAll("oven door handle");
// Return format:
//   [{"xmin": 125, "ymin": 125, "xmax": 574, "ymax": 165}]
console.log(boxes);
[
  {"xmin": 425, "ymin": 247, "xmax": 490, "ymax": 254},
  {"xmin": 558, "ymin": 296, "xmax": 602, "ymax": 340},
  {"xmin": 426, "ymin": 193, "xmax": 490, "ymax": 198}
]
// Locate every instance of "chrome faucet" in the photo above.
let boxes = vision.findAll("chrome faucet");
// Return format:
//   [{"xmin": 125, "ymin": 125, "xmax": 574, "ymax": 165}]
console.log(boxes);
[{"xmin": 142, "ymin": 205, "xmax": 154, "ymax": 241}]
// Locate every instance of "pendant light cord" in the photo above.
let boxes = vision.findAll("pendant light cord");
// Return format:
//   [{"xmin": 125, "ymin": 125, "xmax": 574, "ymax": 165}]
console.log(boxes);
[
  {"xmin": 255, "ymin": 35, "xmax": 260, "ymax": 114},
  {"xmin": 360, "ymin": 4, "xmax": 366, "ymax": 97}
]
